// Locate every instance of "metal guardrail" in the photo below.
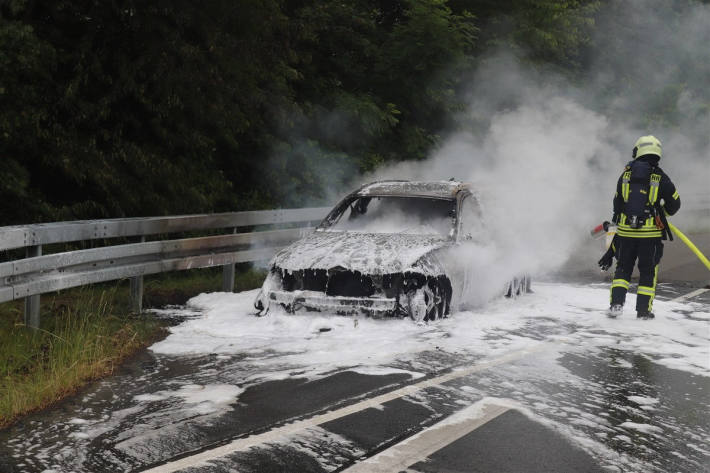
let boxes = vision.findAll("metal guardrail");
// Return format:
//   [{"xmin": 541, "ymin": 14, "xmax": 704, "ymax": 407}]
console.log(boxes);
[
  {"xmin": 2, "ymin": 193, "xmax": 707, "ymax": 330},
  {"xmin": 0, "ymin": 208, "xmax": 330, "ymax": 328}
]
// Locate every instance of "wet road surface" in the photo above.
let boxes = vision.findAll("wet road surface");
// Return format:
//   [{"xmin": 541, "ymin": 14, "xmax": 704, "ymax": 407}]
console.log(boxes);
[{"xmin": 0, "ymin": 282, "xmax": 708, "ymax": 473}]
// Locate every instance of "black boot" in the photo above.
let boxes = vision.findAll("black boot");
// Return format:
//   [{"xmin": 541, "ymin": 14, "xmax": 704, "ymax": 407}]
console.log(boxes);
[
  {"xmin": 607, "ymin": 304, "xmax": 623, "ymax": 318},
  {"xmin": 637, "ymin": 310, "xmax": 655, "ymax": 320}
]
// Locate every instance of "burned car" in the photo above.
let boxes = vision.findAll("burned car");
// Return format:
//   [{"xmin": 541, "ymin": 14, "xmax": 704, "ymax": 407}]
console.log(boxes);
[{"xmin": 254, "ymin": 180, "xmax": 530, "ymax": 321}]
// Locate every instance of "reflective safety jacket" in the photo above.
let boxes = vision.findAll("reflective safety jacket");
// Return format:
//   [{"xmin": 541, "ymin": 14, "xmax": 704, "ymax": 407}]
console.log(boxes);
[{"xmin": 612, "ymin": 156, "xmax": 681, "ymax": 238}]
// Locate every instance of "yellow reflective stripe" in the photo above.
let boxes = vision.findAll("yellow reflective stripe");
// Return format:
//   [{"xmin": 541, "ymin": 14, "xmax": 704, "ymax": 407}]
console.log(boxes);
[
  {"xmin": 672, "ymin": 190, "xmax": 679, "ymax": 200},
  {"xmin": 616, "ymin": 230, "xmax": 663, "ymax": 238},
  {"xmin": 637, "ymin": 287, "xmax": 655, "ymax": 296},
  {"xmin": 612, "ymin": 279, "xmax": 630, "ymax": 289},
  {"xmin": 621, "ymin": 171, "xmax": 631, "ymax": 202},
  {"xmin": 617, "ymin": 225, "xmax": 659, "ymax": 231},
  {"xmin": 649, "ymin": 174, "xmax": 660, "ymax": 204},
  {"xmin": 651, "ymin": 265, "xmax": 658, "ymax": 310},
  {"xmin": 616, "ymin": 229, "xmax": 663, "ymax": 238},
  {"xmin": 616, "ymin": 227, "xmax": 661, "ymax": 233},
  {"xmin": 617, "ymin": 221, "xmax": 662, "ymax": 238}
]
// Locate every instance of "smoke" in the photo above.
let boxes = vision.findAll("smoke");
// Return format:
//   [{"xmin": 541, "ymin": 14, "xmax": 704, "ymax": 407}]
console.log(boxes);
[
  {"xmin": 367, "ymin": 58, "xmax": 617, "ymax": 281},
  {"xmin": 260, "ymin": 0, "xmax": 709, "ymax": 304},
  {"xmin": 362, "ymin": 0, "xmax": 710, "ymax": 299}
]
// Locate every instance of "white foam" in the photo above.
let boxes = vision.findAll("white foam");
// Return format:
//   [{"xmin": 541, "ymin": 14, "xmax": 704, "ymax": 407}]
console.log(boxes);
[
  {"xmin": 619, "ymin": 422, "xmax": 664, "ymax": 435},
  {"xmin": 347, "ymin": 366, "xmax": 426, "ymax": 379},
  {"xmin": 150, "ymin": 283, "xmax": 710, "ymax": 379},
  {"xmin": 67, "ymin": 418, "xmax": 89, "ymax": 425},
  {"xmin": 133, "ymin": 384, "xmax": 244, "ymax": 416},
  {"xmin": 626, "ymin": 396, "xmax": 659, "ymax": 406}
]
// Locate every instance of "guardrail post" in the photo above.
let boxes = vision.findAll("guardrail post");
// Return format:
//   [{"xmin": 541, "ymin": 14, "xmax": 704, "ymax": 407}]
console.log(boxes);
[
  {"xmin": 221, "ymin": 228, "xmax": 237, "ymax": 292},
  {"xmin": 24, "ymin": 245, "xmax": 42, "ymax": 328},
  {"xmin": 130, "ymin": 236, "xmax": 145, "ymax": 313}
]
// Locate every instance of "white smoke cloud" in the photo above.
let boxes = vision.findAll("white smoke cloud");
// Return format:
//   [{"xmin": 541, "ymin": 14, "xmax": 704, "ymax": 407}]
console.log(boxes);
[
  {"xmin": 365, "ymin": 61, "xmax": 619, "ymax": 283},
  {"xmin": 358, "ymin": 0, "xmax": 710, "ymax": 300}
]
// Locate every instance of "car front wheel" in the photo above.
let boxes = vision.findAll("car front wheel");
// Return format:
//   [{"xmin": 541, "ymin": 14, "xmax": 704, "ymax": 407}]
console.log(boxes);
[{"xmin": 407, "ymin": 282, "xmax": 446, "ymax": 322}]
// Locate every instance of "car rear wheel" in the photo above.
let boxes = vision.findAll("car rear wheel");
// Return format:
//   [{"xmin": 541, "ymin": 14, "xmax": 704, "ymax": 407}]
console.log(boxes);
[{"xmin": 505, "ymin": 275, "xmax": 531, "ymax": 298}]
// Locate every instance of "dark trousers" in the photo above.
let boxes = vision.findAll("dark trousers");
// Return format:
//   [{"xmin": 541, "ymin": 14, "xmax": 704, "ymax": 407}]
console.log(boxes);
[{"xmin": 610, "ymin": 237, "xmax": 663, "ymax": 312}]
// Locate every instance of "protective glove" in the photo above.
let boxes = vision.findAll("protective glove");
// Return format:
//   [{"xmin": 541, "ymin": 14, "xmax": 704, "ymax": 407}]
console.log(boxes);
[{"xmin": 598, "ymin": 246, "xmax": 614, "ymax": 271}]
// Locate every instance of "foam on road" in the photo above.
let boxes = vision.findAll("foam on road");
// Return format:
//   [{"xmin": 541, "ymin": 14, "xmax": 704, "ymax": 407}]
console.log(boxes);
[
  {"xmin": 150, "ymin": 282, "xmax": 710, "ymax": 378},
  {"xmin": 1, "ymin": 282, "xmax": 707, "ymax": 473}
]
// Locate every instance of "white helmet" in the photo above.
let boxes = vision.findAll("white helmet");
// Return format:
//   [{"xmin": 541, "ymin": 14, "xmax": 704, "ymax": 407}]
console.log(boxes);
[{"xmin": 632, "ymin": 135, "xmax": 662, "ymax": 159}]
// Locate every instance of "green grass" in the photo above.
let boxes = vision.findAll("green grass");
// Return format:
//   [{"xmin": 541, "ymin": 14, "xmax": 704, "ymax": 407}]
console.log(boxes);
[
  {"xmin": 0, "ymin": 265, "xmax": 267, "ymax": 429},
  {"xmin": 0, "ymin": 287, "xmax": 163, "ymax": 428}
]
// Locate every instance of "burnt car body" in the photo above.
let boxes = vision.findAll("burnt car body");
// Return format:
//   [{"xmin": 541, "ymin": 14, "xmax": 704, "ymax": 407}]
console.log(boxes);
[{"xmin": 254, "ymin": 180, "xmax": 530, "ymax": 321}]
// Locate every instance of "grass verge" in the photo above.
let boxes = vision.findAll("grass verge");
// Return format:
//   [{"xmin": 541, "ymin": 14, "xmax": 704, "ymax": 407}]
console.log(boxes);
[
  {"xmin": 0, "ymin": 287, "xmax": 164, "ymax": 429},
  {"xmin": 0, "ymin": 265, "xmax": 267, "ymax": 429}
]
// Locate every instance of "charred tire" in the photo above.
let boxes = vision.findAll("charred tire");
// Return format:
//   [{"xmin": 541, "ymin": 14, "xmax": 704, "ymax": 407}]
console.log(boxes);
[
  {"xmin": 408, "ymin": 281, "xmax": 447, "ymax": 322},
  {"xmin": 505, "ymin": 277, "xmax": 520, "ymax": 298},
  {"xmin": 504, "ymin": 279, "xmax": 513, "ymax": 298},
  {"xmin": 408, "ymin": 289, "xmax": 428, "ymax": 323},
  {"xmin": 428, "ymin": 282, "xmax": 448, "ymax": 321},
  {"xmin": 505, "ymin": 275, "xmax": 531, "ymax": 298}
]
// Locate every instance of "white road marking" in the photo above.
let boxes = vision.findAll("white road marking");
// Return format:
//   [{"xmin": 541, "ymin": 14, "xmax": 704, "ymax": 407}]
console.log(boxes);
[
  {"xmin": 141, "ymin": 343, "xmax": 549, "ymax": 473},
  {"xmin": 342, "ymin": 401, "xmax": 509, "ymax": 473},
  {"xmin": 671, "ymin": 287, "xmax": 709, "ymax": 302}
]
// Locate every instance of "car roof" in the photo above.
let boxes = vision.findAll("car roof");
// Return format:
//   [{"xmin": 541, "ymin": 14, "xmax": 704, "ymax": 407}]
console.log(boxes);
[{"xmin": 356, "ymin": 180, "xmax": 470, "ymax": 199}]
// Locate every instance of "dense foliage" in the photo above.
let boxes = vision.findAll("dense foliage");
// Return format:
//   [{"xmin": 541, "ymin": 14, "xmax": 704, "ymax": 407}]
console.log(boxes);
[{"xmin": 0, "ymin": 0, "xmax": 600, "ymax": 224}]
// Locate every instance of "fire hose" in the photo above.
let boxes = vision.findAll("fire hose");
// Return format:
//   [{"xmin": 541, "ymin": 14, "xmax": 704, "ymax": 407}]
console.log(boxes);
[{"xmin": 667, "ymin": 222, "xmax": 710, "ymax": 272}]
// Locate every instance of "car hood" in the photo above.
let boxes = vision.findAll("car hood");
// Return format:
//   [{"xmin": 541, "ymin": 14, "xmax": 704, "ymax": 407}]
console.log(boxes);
[{"xmin": 272, "ymin": 231, "xmax": 450, "ymax": 275}]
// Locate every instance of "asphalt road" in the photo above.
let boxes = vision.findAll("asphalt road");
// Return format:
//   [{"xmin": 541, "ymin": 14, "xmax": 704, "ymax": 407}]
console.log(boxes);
[{"xmin": 0, "ymin": 282, "xmax": 708, "ymax": 473}]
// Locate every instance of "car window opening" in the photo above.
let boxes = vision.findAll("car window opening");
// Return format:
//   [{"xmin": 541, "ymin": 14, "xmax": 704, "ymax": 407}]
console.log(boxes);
[{"xmin": 324, "ymin": 196, "xmax": 456, "ymax": 237}]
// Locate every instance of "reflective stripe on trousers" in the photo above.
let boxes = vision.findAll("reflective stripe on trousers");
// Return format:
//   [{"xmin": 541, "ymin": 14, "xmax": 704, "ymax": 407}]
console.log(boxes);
[{"xmin": 609, "ymin": 237, "xmax": 663, "ymax": 311}]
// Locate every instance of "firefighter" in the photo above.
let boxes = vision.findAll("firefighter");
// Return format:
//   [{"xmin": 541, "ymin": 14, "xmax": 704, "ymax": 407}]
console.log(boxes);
[{"xmin": 605, "ymin": 135, "xmax": 681, "ymax": 319}]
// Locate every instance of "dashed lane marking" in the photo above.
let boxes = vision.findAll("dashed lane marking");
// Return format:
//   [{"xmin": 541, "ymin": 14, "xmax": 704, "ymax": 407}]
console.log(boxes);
[
  {"xmin": 342, "ymin": 401, "xmax": 509, "ymax": 473},
  {"xmin": 140, "ymin": 343, "xmax": 550, "ymax": 473},
  {"xmin": 671, "ymin": 287, "xmax": 709, "ymax": 303}
]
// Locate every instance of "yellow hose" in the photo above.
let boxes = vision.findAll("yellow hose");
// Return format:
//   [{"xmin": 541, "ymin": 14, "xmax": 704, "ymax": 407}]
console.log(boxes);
[{"xmin": 668, "ymin": 222, "xmax": 710, "ymax": 272}]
